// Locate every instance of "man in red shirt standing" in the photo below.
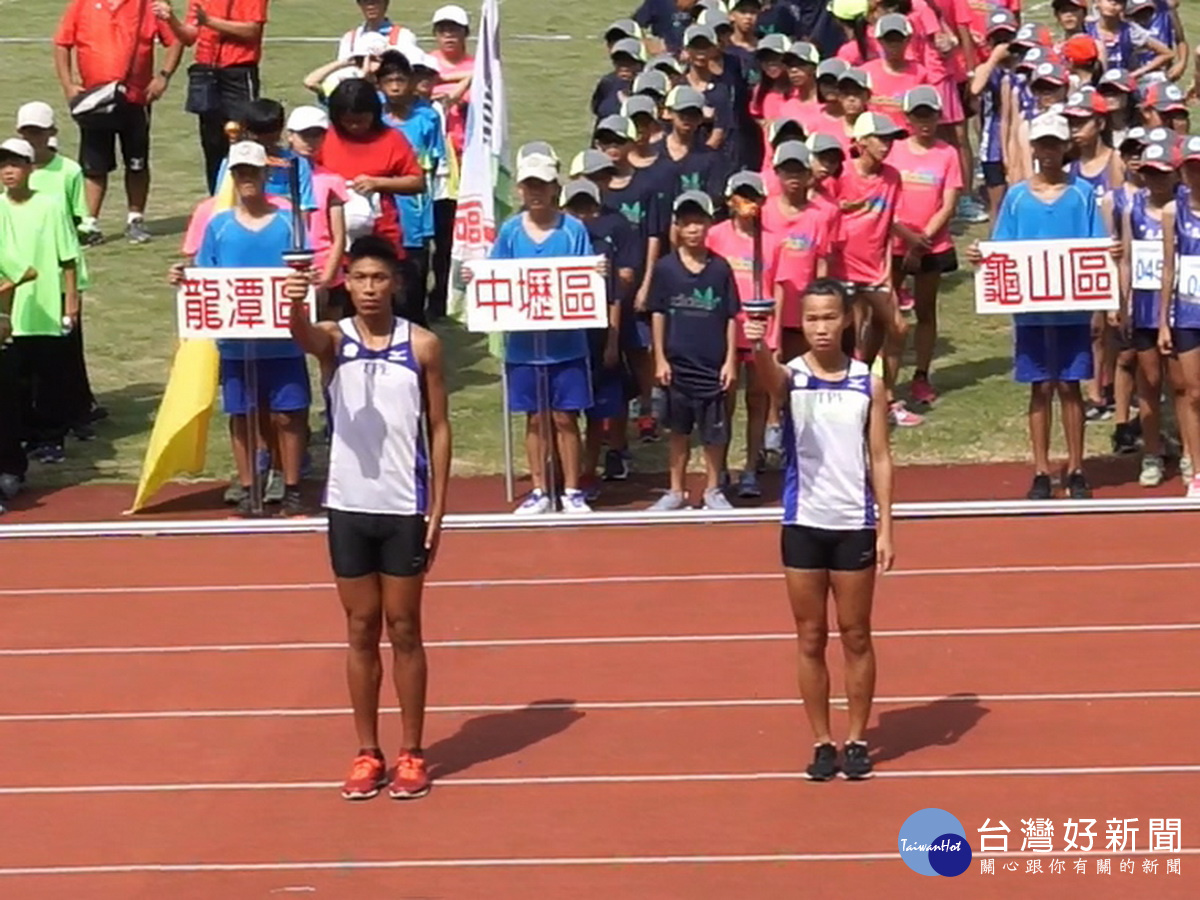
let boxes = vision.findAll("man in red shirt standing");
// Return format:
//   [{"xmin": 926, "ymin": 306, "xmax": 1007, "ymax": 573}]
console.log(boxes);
[
  {"xmin": 153, "ymin": 0, "xmax": 270, "ymax": 194},
  {"xmin": 54, "ymin": 0, "xmax": 181, "ymax": 245}
]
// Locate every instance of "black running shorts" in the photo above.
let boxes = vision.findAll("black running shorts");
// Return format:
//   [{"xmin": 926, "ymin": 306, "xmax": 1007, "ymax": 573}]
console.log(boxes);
[
  {"xmin": 327, "ymin": 509, "xmax": 429, "ymax": 578},
  {"xmin": 781, "ymin": 524, "xmax": 877, "ymax": 571}
]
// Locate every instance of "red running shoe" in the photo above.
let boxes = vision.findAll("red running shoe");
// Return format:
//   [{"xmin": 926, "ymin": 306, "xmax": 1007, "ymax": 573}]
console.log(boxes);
[
  {"xmin": 390, "ymin": 750, "xmax": 432, "ymax": 799},
  {"xmin": 341, "ymin": 752, "xmax": 387, "ymax": 800}
]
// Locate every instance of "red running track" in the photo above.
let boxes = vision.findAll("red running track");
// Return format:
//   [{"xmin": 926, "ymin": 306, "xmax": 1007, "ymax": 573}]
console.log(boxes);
[{"xmin": 0, "ymin": 514, "xmax": 1198, "ymax": 898}]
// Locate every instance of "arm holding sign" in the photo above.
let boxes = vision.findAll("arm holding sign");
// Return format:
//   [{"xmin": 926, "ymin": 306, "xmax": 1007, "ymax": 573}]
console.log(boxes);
[{"xmin": 1159, "ymin": 202, "xmax": 1178, "ymax": 356}]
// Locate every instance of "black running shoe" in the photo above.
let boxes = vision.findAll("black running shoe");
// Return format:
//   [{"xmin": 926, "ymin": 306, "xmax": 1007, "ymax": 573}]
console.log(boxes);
[
  {"xmin": 281, "ymin": 487, "xmax": 307, "ymax": 518},
  {"xmin": 1112, "ymin": 422, "xmax": 1138, "ymax": 455},
  {"xmin": 806, "ymin": 743, "xmax": 839, "ymax": 782},
  {"xmin": 841, "ymin": 741, "xmax": 874, "ymax": 780},
  {"xmin": 1066, "ymin": 470, "xmax": 1092, "ymax": 499},
  {"xmin": 1027, "ymin": 473, "xmax": 1053, "ymax": 500}
]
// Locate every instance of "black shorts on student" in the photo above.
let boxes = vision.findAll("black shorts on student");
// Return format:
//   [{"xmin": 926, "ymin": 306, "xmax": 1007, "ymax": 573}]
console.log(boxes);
[
  {"xmin": 1132, "ymin": 327, "xmax": 1200, "ymax": 354},
  {"xmin": 327, "ymin": 509, "xmax": 428, "ymax": 578},
  {"xmin": 664, "ymin": 384, "xmax": 728, "ymax": 445},
  {"xmin": 781, "ymin": 524, "xmax": 877, "ymax": 571},
  {"xmin": 78, "ymin": 103, "xmax": 151, "ymax": 176},
  {"xmin": 893, "ymin": 248, "xmax": 959, "ymax": 276}
]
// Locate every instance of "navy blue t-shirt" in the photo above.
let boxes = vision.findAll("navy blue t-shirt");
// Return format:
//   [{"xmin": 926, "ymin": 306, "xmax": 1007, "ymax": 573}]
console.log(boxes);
[
  {"xmin": 633, "ymin": 0, "xmax": 695, "ymax": 54},
  {"xmin": 583, "ymin": 209, "xmax": 639, "ymax": 359},
  {"xmin": 661, "ymin": 140, "xmax": 727, "ymax": 209},
  {"xmin": 592, "ymin": 72, "xmax": 631, "ymax": 120},
  {"xmin": 757, "ymin": 2, "xmax": 801, "ymax": 39},
  {"xmin": 647, "ymin": 251, "xmax": 739, "ymax": 397},
  {"xmin": 602, "ymin": 165, "xmax": 672, "ymax": 267}
]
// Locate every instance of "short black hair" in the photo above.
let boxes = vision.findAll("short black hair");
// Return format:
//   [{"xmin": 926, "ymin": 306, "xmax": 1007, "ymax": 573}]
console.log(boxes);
[
  {"xmin": 327, "ymin": 79, "xmax": 385, "ymax": 134},
  {"xmin": 804, "ymin": 278, "xmax": 852, "ymax": 311},
  {"xmin": 376, "ymin": 49, "xmax": 413, "ymax": 81},
  {"xmin": 243, "ymin": 98, "xmax": 286, "ymax": 135},
  {"xmin": 347, "ymin": 235, "xmax": 400, "ymax": 271}
]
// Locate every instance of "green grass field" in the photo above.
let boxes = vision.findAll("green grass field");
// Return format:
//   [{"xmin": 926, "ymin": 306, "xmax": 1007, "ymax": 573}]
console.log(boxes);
[{"xmin": 2, "ymin": 0, "xmax": 1196, "ymax": 494}]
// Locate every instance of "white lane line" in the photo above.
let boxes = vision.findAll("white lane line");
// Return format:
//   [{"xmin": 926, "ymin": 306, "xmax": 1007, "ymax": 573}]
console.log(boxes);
[
  {"xmin": 1, "ymin": 848, "xmax": 1196, "ymax": 876},
  {"xmin": 2, "ymin": 690, "xmax": 1197, "ymax": 724},
  {"xmin": 3, "ymin": 622, "xmax": 1199, "ymax": 658},
  {"xmin": 4, "ymin": 559, "xmax": 1200, "ymax": 598},
  {"xmin": 1, "ymin": 764, "xmax": 1197, "ymax": 796}
]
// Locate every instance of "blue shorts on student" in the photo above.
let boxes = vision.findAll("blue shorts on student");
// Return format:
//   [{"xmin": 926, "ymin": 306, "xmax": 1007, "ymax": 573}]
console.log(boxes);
[
  {"xmin": 1012, "ymin": 313, "xmax": 1093, "ymax": 384},
  {"xmin": 218, "ymin": 339, "xmax": 312, "ymax": 415},
  {"xmin": 504, "ymin": 329, "xmax": 593, "ymax": 413},
  {"xmin": 584, "ymin": 329, "xmax": 628, "ymax": 421}
]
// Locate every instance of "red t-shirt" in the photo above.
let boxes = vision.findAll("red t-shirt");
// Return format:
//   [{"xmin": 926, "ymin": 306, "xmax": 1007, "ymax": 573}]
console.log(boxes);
[
  {"xmin": 190, "ymin": 0, "xmax": 269, "ymax": 68},
  {"xmin": 54, "ymin": 0, "xmax": 176, "ymax": 106},
  {"xmin": 763, "ymin": 197, "xmax": 838, "ymax": 329},
  {"xmin": 862, "ymin": 59, "xmax": 929, "ymax": 130},
  {"xmin": 706, "ymin": 219, "xmax": 783, "ymax": 351},
  {"xmin": 316, "ymin": 127, "xmax": 422, "ymax": 252},
  {"xmin": 834, "ymin": 160, "xmax": 901, "ymax": 285},
  {"xmin": 887, "ymin": 138, "xmax": 963, "ymax": 255}
]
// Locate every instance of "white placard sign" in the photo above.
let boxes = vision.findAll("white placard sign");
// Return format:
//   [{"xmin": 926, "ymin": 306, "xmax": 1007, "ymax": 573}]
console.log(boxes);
[
  {"xmin": 176, "ymin": 268, "xmax": 314, "ymax": 340},
  {"xmin": 974, "ymin": 238, "xmax": 1118, "ymax": 314},
  {"xmin": 463, "ymin": 256, "xmax": 608, "ymax": 333},
  {"xmin": 1177, "ymin": 255, "xmax": 1200, "ymax": 303},
  {"xmin": 1131, "ymin": 240, "xmax": 1166, "ymax": 292}
]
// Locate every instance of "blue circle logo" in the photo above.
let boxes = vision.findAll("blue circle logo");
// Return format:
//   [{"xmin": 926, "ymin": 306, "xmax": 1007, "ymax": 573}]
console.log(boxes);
[{"xmin": 898, "ymin": 808, "xmax": 972, "ymax": 877}]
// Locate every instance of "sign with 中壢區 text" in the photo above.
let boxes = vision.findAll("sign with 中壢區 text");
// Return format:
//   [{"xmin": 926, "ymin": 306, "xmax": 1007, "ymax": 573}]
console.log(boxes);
[
  {"xmin": 176, "ymin": 268, "xmax": 314, "ymax": 339},
  {"xmin": 464, "ymin": 256, "xmax": 608, "ymax": 333},
  {"xmin": 974, "ymin": 239, "xmax": 1117, "ymax": 314}
]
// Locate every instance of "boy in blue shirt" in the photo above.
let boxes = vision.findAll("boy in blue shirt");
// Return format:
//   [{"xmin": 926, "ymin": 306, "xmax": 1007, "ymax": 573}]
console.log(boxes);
[
  {"xmin": 471, "ymin": 152, "xmax": 597, "ymax": 515},
  {"xmin": 968, "ymin": 113, "xmax": 1116, "ymax": 501},
  {"xmin": 378, "ymin": 50, "xmax": 444, "ymax": 323},
  {"xmin": 648, "ymin": 190, "xmax": 739, "ymax": 512},
  {"xmin": 170, "ymin": 142, "xmax": 311, "ymax": 517},
  {"xmin": 215, "ymin": 99, "xmax": 317, "ymax": 215}
]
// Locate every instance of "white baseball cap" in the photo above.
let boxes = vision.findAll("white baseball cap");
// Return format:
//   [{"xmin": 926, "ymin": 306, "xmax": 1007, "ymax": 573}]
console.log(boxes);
[
  {"xmin": 16, "ymin": 101, "xmax": 55, "ymax": 130},
  {"xmin": 0, "ymin": 137, "xmax": 35, "ymax": 162},
  {"xmin": 516, "ymin": 152, "xmax": 560, "ymax": 184},
  {"xmin": 287, "ymin": 105, "xmax": 330, "ymax": 133},
  {"xmin": 1029, "ymin": 112, "xmax": 1070, "ymax": 142},
  {"xmin": 227, "ymin": 141, "xmax": 267, "ymax": 168},
  {"xmin": 432, "ymin": 4, "xmax": 470, "ymax": 28},
  {"xmin": 351, "ymin": 31, "xmax": 389, "ymax": 59}
]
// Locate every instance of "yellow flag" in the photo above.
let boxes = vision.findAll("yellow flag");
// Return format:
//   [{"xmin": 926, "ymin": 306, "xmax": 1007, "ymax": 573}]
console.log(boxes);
[{"xmin": 127, "ymin": 338, "xmax": 221, "ymax": 513}]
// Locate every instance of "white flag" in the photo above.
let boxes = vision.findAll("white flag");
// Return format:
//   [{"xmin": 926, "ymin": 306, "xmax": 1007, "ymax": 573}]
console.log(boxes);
[{"xmin": 449, "ymin": 0, "xmax": 511, "ymax": 321}]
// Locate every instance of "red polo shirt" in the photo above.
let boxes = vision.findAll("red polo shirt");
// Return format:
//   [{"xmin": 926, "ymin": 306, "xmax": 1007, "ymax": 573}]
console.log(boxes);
[
  {"xmin": 189, "ymin": 0, "xmax": 269, "ymax": 68},
  {"xmin": 54, "ymin": 0, "xmax": 176, "ymax": 106}
]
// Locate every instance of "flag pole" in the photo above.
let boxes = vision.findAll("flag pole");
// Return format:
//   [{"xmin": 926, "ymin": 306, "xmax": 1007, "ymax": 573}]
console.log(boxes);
[{"xmin": 500, "ymin": 347, "xmax": 514, "ymax": 503}]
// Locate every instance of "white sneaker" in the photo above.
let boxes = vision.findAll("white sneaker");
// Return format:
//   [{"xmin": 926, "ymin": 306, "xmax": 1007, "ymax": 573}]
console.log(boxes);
[
  {"xmin": 649, "ymin": 491, "xmax": 687, "ymax": 511},
  {"xmin": 514, "ymin": 489, "xmax": 552, "ymax": 515},
  {"xmin": 560, "ymin": 489, "xmax": 592, "ymax": 514},
  {"xmin": 1139, "ymin": 455, "xmax": 1164, "ymax": 488},
  {"xmin": 1188, "ymin": 475, "xmax": 1200, "ymax": 499},
  {"xmin": 764, "ymin": 424, "xmax": 783, "ymax": 454},
  {"xmin": 1183, "ymin": 457, "xmax": 1196, "ymax": 483},
  {"xmin": 703, "ymin": 487, "xmax": 734, "ymax": 510}
]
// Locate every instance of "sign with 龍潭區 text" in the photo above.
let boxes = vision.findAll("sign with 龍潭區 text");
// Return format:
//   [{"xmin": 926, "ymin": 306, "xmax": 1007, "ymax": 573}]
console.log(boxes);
[
  {"xmin": 974, "ymin": 239, "xmax": 1118, "ymax": 314},
  {"xmin": 176, "ymin": 268, "xmax": 315, "ymax": 340},
  {"xmin": 464, "ymin": 256, "xmax": 608, "ymax": 333}
]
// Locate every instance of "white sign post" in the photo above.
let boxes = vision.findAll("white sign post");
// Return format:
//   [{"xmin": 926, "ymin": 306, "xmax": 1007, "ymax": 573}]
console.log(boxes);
[
  {"xmin": 974, "ymin": 238, "xmax": 1118, "ymax": 314},
  {"xmin": 176, "ymin": 267, "xmax": 315, "ymax": 339}
]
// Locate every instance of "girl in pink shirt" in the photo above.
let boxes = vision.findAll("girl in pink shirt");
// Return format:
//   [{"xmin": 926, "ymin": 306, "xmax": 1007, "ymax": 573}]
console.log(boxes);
[
  {"xmin": 831, "ymin": 68, "xmax": 872, "ymax": 155},
  {"xmin": 750, "ymin": 35, "xmax": 793, "ymax": 161},
  {"xmin": 759, "ymin": 117, "xmax": 805, "ymax": 198},
  {"xmin": 705, "ymin": 172, "xmax": 782, "ymax": 499},
  {"xmin": 886, "ymin": 87, "xmax": 963, "ymax": 422},
  {"xmin": 862, "ymin": 16, "xmax": 930, "ymax": 130},
  {"xmin": 762, "ymin": 141, "xmax": 837, "ymax": 363},
  {"xmin": 834, "ymin": 113, "xmax": 904, "ymax": 383}
]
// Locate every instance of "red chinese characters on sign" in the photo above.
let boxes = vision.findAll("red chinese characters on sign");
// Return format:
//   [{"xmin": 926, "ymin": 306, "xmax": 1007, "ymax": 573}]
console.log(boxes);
[
  {"xmin": 227, "ymin": 276, "xmax": 266, "ymax": 329},
  {"xmin": 182, "ymin": 276, "xmax": 223, "ymax": 331},
  {"xmin": 177, "ymin": 268, "xmax": 312, "ymax": 339},
  {"xmin": 518, "ymin": 267, "xmax": 556, "ymax": 321},
  {"xmin": 474, "ymin": 270, "xmax": 516, "ymax": 321},
  {"xmin": 453, "ymin": 198, "xmax": 496, "ymax": 249},
  {"xmin": 980, "ymin": 252, "xmax": 1023, "ymax": 307},
  {"xmin": 558, "ymin": 267, "xmax": 599, "ymax": 320},
  {"xmin": 975, "ymin": 240, "xmax": 1117, "ymax": 313}
]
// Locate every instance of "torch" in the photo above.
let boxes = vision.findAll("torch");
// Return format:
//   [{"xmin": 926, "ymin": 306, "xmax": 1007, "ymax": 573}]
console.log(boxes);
[{"xmin": 733, "ymin": 192, "xmax": 774, "ymax": 349}]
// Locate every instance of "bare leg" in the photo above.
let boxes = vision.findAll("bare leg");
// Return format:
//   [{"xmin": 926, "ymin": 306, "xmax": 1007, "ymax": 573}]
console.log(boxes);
[
  {"xmin": 667, "ymin": 432, "xmax": 689, "ymax": 496},
  {"xmin": 912, "ymin": 271, "xmax": 941, "ymax": 377},
  {"xmin": 1173, "ymin": 349, "xmax": 1200, "ymax": 474},
  {"xmin": 785, "ymin": 568, "xmax": 832, "ymax": 743},
  {"xmin": 1135, "ymin": 350, "xmax": 1164, "ymax": 456},
  {"xmin": 84, "ymin": 173, "xmax": 107, "ymax": 220},
  {"xmin": 829, "ymin": 567, "xmax": 877, "ymax": 742},
  {"xmin": 1028, "ymin": 382, "xmax": 1053, "ymax": 474},
  {"xmin": 1057, "ymin": 381, "xmax": 1086, "ymax": 473},
  {"xmin": 273, "ymin": 411, "xmax": 307, "ymax": 485},
  {"xmin": 125, "ymin": 166, "xmax": 149, "ymax": 216},
  {"xmin": 228, "ymin": 414, "xmax": 253, "ymax": 486},
  {"xmin": 553, "ymin": 410, "xmax": 583, "ymax": 491},
  {"xmin": 336, "ymin": 574, "xmax": 385, "ymax": 749},
  {"xmin": 525, "ymin": 412, "xmax": 547, "ymax": 492},
  {"xmin": 743, "ymin": 364, "xmax": 768, "ymax": 471},
  {"xmin": 382, "ymin": 572, "xmax": 428, "ymax": 752}
]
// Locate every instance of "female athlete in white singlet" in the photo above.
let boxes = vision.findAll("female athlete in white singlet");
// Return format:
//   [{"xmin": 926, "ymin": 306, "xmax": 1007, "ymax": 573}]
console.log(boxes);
[
  {"xmin": 285, "ymin": 236, "xmax": 451, "ymax": 803},
  {"xmin": 744, "ymin": 277, "xmax": 894, "ymax": 783}
]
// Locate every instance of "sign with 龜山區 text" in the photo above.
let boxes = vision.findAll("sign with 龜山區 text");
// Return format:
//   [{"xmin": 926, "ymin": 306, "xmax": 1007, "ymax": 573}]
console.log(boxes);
[
  {"xmin": 176, "ymin": 268, "xmax": 314, "ymax": 339},
  {"xmin": 464, "ymin": 256, "xmax": 608, "ymax": 333},
  {"xmin": 974, "ymin": 239, "xmax": 1117, "ymax": 314}
]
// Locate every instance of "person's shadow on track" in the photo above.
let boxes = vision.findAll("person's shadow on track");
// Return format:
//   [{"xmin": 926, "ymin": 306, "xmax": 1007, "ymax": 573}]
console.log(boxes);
[
  {"xmin": 864, "ymin": 693, "xmax": 989, "ymax": 764},
  {"xmin": 427, "ymin": 699, "xmax": 585, "ymax": 779}
]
